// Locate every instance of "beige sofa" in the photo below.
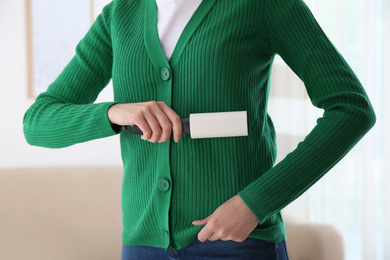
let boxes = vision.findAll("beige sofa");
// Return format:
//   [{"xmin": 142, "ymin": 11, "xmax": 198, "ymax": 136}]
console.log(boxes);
[{"xmin": 0, "ymin": 167, "xmax": 344, "ymax": 260}]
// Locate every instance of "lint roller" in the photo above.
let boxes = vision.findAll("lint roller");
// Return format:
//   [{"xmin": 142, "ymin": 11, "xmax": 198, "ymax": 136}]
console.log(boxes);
[{"xmin": 122, "ymin": 111, "xmax": 248, "ymax": 139}]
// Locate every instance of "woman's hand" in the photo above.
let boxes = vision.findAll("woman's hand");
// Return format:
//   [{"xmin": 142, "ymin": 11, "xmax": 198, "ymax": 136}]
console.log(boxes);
[
  {"xmin": 107, "ymin": 101, "xmax": 182, "ymax": 143},
  {"xmin": 192, "ymin": 195, "xmax": 259, "ymax": 242}
]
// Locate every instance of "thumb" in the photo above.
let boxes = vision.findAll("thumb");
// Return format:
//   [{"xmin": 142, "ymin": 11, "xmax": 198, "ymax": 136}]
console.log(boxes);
[{"xmin": 192, "ymin": 216, "xmax": 210, "ymax": 226}]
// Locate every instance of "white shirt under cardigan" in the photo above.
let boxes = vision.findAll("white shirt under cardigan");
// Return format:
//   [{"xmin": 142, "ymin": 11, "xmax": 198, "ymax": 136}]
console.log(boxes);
[{"xmin": 156, "ymin": 0, "xmax": 202, "ymax": 60}]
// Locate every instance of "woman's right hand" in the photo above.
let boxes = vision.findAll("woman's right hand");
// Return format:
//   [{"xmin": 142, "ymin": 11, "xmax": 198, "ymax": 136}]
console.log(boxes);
[{"xmin": 107, "ymin": 101, "xmax": 182, "ymax": 143}]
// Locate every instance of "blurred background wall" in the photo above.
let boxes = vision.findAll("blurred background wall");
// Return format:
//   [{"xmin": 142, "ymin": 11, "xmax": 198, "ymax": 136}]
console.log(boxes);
[{"xmin": 0, "ymin": 0, "xmax": 122, "ymax": 168}]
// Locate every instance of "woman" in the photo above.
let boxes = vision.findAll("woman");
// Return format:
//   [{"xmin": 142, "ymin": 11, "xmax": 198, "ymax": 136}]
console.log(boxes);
[{"xmin": 23, "ymin": 0, "xmax": 376, "ymax": 259}]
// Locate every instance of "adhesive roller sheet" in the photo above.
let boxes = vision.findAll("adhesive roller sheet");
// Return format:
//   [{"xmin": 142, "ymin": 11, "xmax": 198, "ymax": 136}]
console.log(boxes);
[
  {"xmin": 189, "ymin": 111, "xmax": 247, "ymax": 138},
  {"xmin": 122, "ymin": 111, "xmax": 248, "ymax": 139}
]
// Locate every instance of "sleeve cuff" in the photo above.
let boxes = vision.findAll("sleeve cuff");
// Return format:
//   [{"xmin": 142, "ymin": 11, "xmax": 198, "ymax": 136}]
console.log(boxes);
[
  {"xmin": 238, "ymin": 186, "xmax": 270, "ymax": 225},
  {"xmin": 95, "ymin": 101, "xmax": 123, "ymax": 137}
]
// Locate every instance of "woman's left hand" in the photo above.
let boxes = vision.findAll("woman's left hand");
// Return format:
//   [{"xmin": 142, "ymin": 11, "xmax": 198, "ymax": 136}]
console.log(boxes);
[{"xmin": 192, "ymin": 194, "xmax": 259, "ymax": 242}]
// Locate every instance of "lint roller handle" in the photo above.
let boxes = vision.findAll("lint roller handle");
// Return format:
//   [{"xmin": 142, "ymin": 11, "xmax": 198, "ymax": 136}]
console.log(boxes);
[{"xmin": 122, "ymin": 117, "xmax": 190, "ymax": 135}]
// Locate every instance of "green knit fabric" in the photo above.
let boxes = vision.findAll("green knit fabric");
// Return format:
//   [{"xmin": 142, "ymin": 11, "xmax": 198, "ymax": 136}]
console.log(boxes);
[{"xmin": 23, "ymin": 0, "xmax": 376, "ymax": 251}]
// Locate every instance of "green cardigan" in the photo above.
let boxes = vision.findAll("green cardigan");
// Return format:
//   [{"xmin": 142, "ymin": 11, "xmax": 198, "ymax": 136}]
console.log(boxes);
[{"xmin": 23, "ymin": 0, "xmax": 376, "ymax": 251}]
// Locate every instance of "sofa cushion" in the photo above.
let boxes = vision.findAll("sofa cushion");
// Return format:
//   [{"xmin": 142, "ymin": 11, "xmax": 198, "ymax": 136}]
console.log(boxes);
[{"xmin": 0, "ymin": 167, "xmax": 123, "ymax": 260}]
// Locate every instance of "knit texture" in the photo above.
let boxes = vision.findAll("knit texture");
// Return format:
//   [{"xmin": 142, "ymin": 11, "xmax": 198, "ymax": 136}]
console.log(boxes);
[{"xmin": 23, "ymin": 0, "xmax": 376, "ymax": 251}]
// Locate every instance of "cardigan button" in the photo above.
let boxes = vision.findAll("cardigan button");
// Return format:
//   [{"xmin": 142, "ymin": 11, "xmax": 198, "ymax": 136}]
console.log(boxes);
[
  {"xmin": 158, "ymin": 179, "xmax": 170, "ymax": 191},
  {"xmin": 161, "ymin": 68, "xmax": 171, "ymax": 80}
]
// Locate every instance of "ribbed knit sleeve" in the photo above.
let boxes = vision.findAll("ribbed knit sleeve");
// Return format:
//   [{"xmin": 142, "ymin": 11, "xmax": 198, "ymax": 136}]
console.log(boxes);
[
  {"xmin": 23, "ymin": 1, "xmax": 120, "ymax": 148},
  {"xmin": 238, "ymin": 0, "xmax": 376, "ymax": 224}
]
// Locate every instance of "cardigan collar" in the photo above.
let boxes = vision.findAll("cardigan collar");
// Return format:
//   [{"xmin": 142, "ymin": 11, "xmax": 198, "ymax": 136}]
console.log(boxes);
[{"xmin": 144, "ymin": 0, "xmax": 218, "ymax": 70}]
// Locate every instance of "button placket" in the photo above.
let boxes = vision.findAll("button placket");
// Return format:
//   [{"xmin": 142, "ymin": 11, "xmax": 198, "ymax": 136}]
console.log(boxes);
[{"xmin": 156, "ymin": 65, "xmax": 173, "ymax": 248}]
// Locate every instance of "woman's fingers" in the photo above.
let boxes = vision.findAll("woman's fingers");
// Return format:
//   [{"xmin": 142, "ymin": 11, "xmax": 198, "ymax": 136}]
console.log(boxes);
[
  {"xmin": 138, "ymin": 101, "xmax": 181, "ymax": 143},
  {"xmin": 107, "ymin": 101, "xmax": 181, "ymax": 143},
  {"xmin": 157, "ymin": 101, "xmax": 183, "ymax": 143},
  {"xmin": 136, "ymin": 114, "xmax": 154, "ymax": 141},
  {"xmin": 141, "ymin": 102, "xmax": 164, "ymax": 142}
]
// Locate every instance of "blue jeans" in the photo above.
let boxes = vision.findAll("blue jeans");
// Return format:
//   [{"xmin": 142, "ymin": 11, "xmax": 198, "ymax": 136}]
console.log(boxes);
[{"xmin": 121, "ymin": 237, "xmax": 289, "ymax": 260}]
